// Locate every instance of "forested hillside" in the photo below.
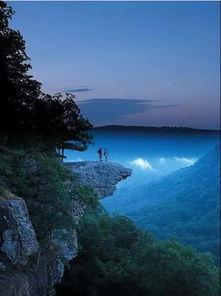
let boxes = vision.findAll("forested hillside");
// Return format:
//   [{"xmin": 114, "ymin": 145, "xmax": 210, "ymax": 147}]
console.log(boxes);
[
  {"xmin": 0, "ymin": 2, "xmax": 220, "ymax": 295},
  {"xmin": 56, "ymin": 206, "xmax": 220, "ymax": 296},
  {"xmin": 122, "ymin": 147, "xmax": 220, "ymax": 263}
]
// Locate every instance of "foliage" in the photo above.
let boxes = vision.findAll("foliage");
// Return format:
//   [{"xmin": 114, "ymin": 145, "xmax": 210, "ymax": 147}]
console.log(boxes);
[
  {"xmin": 32, "ymin": 93, "xmax": 93, "ymax": 158},
  {"xmin": 0, "ymin": 1, "xmax": 41, "ymax": 133},
  {"xmin": 0, "ymin": 2, "xmax": 92, "ymax": 157},
  {"xmin": 0, "ymin": 145, "xmax": 98, "ymax": 242},
  {"xmin": 56, "ymin": 207, "xmax": 220, "ymax": 296},
  {"xmin": 72, "ymin": 184, "xmax": 99, "ymax": 209},
  {"xmin": 104, "ymin": 147, "xmax": 220, "ymax": 264}
]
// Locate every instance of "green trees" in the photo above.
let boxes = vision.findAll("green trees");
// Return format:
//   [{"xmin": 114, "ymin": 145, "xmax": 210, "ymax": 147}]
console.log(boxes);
[
  {"xmin": 0, "ymin": 2, "xmax": 92, "ymax": 158},
  {"xmin": 56, "ymin": 208, "xmax": 220, "ymax": 296},
  {"xmin": 0, "ymin": 0, "xmax": 95, "ymax": 250},
  {"xmin": 0, "ymin": 146, "xmax": 98, "ymax": 242},
  {"xmin": 127, "ymin": 147, "xmax": 220, "ymax": 264},
  {"xmin": 103, "ymin": 147, "xmax": 220, "ymax": 264}
]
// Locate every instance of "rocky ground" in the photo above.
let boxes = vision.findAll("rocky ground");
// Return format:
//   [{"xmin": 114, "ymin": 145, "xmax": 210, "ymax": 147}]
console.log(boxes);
[{"xmin": 0, "ymin": 161, "xmax": 132, "ymax": 296}]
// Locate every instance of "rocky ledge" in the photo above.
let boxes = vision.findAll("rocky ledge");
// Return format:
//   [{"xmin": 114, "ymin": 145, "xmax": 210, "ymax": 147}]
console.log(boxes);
[
  {"xmin": 0, "ymin": 161, "xmax": 132, "ymax": 296},
  {"xmin": 65, "ymin": 161, "xmax": 132, "ymax": 199}
]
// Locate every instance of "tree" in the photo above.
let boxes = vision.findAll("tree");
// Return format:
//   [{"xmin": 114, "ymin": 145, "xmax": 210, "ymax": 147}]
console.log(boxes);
[
  {"xmin": 58, "ymin": 93, "xmax": 93, "ymax": 158},
  {"xmin": 56, "ymin": 209, "xmax": 220, "ymax": 296},
  {"xmin": 0, "ymin": 1, "xmax": 41, "ymax": 133},
  {"xmin": 0, "ymin": 2, "xmax": 92, "ymax": 157},
  {"xmin": 32, "ymin": 93, "xmax": 93, "ymax": 159}
]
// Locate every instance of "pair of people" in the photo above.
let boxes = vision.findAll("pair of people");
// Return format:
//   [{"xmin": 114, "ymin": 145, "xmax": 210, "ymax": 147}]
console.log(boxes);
[{"xmin": 97, "ymin": 147, "xmax": 108, "ymax": 161}]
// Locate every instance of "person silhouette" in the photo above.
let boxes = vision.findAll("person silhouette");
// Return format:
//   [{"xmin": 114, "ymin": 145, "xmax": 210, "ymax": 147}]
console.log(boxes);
[
  {"xmin": 104, "ymin": 148, "xmax": 108, "ymax": 161},
  {"xmin": 97, "ymin": 147, "xmax": 103, "ymax": 161}
]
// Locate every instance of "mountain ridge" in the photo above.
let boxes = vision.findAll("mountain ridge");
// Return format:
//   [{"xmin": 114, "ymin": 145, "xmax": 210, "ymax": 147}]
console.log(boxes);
[
  {"xmin": 93, "ymin": 125, "xmax": 220, "ymax": 133},
  {"xmin": 103, "ymin": 146, "xmax": 220, "ymax": 263}
]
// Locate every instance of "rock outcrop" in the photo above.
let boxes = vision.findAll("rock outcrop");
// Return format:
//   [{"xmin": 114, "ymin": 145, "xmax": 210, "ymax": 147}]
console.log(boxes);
[
  {"xmin": 0, "ymin": 197, "xmax": 40, "ymax": 296},
  {"xmin": 65, "ymin": 161, "xmax": 132, "ymax": 198},
  {"xmin": 0, "ymin": 198, "xmax": 39, "ymax": 266},
  {"xmin": 0, "ymin": 161, "xmax": 132, "ymax": 296}
]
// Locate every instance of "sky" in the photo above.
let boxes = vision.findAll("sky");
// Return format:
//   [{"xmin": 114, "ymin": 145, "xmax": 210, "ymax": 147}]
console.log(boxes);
[{"xmin": 10, "ymin": 1, "xmax": 220, "ymax": 129}]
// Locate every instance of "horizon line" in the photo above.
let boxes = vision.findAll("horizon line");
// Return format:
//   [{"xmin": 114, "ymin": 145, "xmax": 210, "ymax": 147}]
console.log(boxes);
[{"xmin": 92, "ymin": 124, "xmax": 221, "ymax": 132}]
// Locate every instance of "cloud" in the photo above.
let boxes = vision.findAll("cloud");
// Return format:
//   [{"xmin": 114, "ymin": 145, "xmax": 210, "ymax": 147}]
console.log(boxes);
[
  {"xmin": 129, "ymin": 158, "xmax": 155, "ymax": 171},
  {"xmin": 65, "ymin": 157, "xmax": 83, "ymax": 162},
  {"xmin": 78, "ymin": 98, "xmax": 178, "ymax": 125},
  {"xmin": 64, "ymin": 88, "xmax": 93, "ymax": 93},
  {"xmin": 173, "ymin": 157, "xmax": 197, "ymax": 166},
  {"xmin": 158, "ymin": 156, "xmax": 197, "ymax": 167},
  {"xmin": 158, "ymin": 157, "xmax": 166, "ymax": 164}
]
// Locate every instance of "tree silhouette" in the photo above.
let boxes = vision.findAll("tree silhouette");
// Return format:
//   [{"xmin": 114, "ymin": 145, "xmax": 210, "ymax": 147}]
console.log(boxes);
[
  {"xmin": 33, "ymin": 93, "xmax": 92, "ymax": 159},
  {"xmin": 0, "ymin": 1, "xmax": 41, "ymax": 133},
  {"xmin": 0, "ymin": 2, "xmax": 92, "ymax": 157}
]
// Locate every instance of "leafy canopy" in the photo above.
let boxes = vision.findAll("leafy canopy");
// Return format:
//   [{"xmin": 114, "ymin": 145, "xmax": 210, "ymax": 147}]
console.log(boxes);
[
  {"xmin": 56, "ymin": 207, "xmax": 220, "ymax": 296},
  {"xmin": 0, "ymin": 1, "xmax": 92, "ymax": 157},
  {"xmin": 0, "ymin": 145, "xmax": 98, "ymax": 242}
]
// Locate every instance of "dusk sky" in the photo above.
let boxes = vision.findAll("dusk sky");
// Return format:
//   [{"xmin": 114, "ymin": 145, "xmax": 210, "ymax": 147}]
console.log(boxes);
[{"xmin": 10, "ymin": 1, "xmax": 220, "ymax": 129}]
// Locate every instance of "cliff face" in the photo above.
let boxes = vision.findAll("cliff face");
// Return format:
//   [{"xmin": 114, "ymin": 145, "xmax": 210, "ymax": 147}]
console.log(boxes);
[
  {"xmin": 0, "ymin": 161, "xmax": 131, "ymax": 296},
  {"xmin": 65, "ymin": 161, "xmax": 132, "ymax": 199}
]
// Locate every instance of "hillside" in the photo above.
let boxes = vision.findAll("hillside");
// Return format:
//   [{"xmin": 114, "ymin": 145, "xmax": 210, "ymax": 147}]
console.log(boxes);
[
  {"xmin": 0, "ymin": 144, "xmax": 131, "ymax": 296},
  {"xmin": 94, "ymin": 125, "xmax": 220, "ymax": 134},
  {"xmin": 1, "ymin": 2, "xmax": 220, "ymax": 295},
  {"xmin": 129, "ymin": 146, "xmax": 220, "ymax": 261},
  {"xmin": 104, "ymin": 146, "xmax": 220, "ymax": 263}
]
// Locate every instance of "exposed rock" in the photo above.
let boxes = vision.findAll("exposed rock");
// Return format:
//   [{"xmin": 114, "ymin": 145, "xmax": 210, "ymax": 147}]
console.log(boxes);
[
  {"xmin": 0, "ymin": 161, "xmax": 132, "ymax": 296},
  {"xmin": 0, "ymin": 272, "xmax": 30, "ymax": 296},
  {"xmin": 65, "ymin": 161, "xmax": 132, "ymax": 198},
  {"xmin": 0, "ymin": 262, "xmax": 6, "ymax": 272},
  {"xmin": 52, "ymin": 259, "xmax": 64, "ymax": 284},
  {"xmin": 51, "ymin": 229, "xmax": 78, "ymax": 261},
  {"xmin": 0, "ymin": 198, "xmax": 39, "ymax": 296},
  {"xmin": 0, "ymin": 198, "xmax": 39, "ymax": 266},
  {"xmin": 71, "ymin": 199, "xmax": 87, "ymax": 224}
]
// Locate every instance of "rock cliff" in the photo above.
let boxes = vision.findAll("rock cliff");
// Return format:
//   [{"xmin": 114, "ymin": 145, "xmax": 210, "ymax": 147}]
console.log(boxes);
[
  {"xmin": 0, "ymin": 161, "xmax": 131, "ymax": 296},
  {"xmin": 65, "ymin": 161, "xmax": 132, "ymax": 198}
]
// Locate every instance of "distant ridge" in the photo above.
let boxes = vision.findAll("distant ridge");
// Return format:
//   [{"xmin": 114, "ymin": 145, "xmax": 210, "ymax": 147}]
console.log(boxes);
[
  {"xmin": 93, "ymin": 125, "xmax": 220, "ymax": 133},
  {"xmin": 102, "ymin": 146, "xmax": 220, "ymax": 263}
]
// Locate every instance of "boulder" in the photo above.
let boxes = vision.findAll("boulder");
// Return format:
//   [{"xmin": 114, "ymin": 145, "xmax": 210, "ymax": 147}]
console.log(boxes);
[
  {"xmin": 0, "ymin": 198, "xmax": 39, "ymax": 267},
  {"xmin": 65, "ymin": 161, "xmax": 132, "ymax": 199}
]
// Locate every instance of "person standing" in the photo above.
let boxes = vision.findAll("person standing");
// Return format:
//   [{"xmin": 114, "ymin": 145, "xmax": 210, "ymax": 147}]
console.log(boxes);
[
  {"xmin": 97, "ymin": 147, "xmax": 103, "ymax": 161},
  {"xmin": 104, "ymin": 148, "xmax": 108, "ymax": 161}
]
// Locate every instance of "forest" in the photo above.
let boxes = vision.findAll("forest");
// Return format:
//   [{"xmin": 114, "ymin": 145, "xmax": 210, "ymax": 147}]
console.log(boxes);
[
  {"xmin": 103, "ymin": 146, "xmax": 220, "ymax": 265},
  {"xmin": 56, "ymin": 205, "xmax": 220, "ymax": 296},
  {"xmin": 0, "ymin": 2, "xmax": 220, "ymax": 296}
]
